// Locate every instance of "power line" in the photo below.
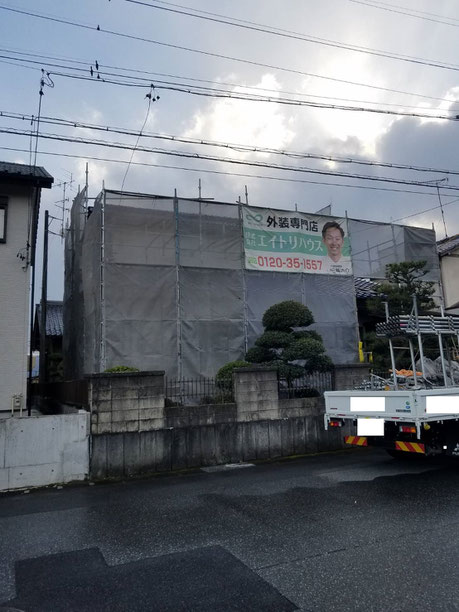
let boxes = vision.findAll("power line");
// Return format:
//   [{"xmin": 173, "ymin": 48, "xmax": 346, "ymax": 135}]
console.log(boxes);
[
  {"xmin": 2, "ymin": 144, "xmax": 455, "ymax": 198},
  {"xmin": 2, "ymin": 126, "xmax": 459, "ymax": 191},
  {"xmin": 3, "ymin": 45, "xmax": 459, "ymax": 109},
  {"xmin": 3, "ymin": 110, "xmax": 459, "ymax": 177},
  {"xmin": 347, "ymin": 0, "xmax": 459, "ymax": 27},
  {"xmin": 392, "ymin": 196, "xmax": 459, "ymax": 223},
  {"xmin": 4, "ymin": 45, "xmax": 458, "ymax": 108},
  {"xmin": 119, "ymin": 84, "xmax": 157, "ymax": 192},
  {"xmin": 3, "ymin": 56, "xmax": 459, "ymax": 122},
  {"xmin": 2, "ymin": 4, "xmax": 459, "ymax": 99},
  {"xmin": 122, "ymin": 0, "xmax": 459, "ymax": 72}
]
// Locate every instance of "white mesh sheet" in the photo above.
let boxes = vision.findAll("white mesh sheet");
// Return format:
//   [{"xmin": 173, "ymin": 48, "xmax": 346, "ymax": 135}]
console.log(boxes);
[
  {"xmin": 81, "ymin": 204, "xmax": 102, "ymax": 375},
  {"xmin": 181, "ymin": 319, "xmax": 246, "ymax": 378},
  {"xmin": 404, "ymin": 226, "xmax": 440, "ymax": 281},
  {"xmin": 104, "ymin": 203, "xmax": 175, "ymax": 267},
  {"xmin": 349, "ymin": 220, "xmax": 404, "ymax": 278},
  {"xmin": 245, "ymin": 271, "xmax": 358, "ymax": 364},
  {"xmin": 178, "ymin": 200, "xmax": 242, "ymax": 270},
  {"xmin": 103, "ymin": 264, "xmax": 178, "ymax": 374},
  {"xmin": 68, "ymin": 193, "xmax": 442, "ymax": 378},
  {"xmin": 349, "ymin": 220, "xmax": 440, "ymax": 281},
  {"xmin": 180, "ymin": 268, "xmax": 245, "ymax": 377},
  {"xmin": 64, "ymin": 188, "xmax": 95, "ymax": 378}
]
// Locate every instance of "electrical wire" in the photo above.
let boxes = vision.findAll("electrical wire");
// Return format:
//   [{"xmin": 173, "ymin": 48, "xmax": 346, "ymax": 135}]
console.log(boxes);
[
  {"xmin": 2, "ymin": 144, "xmax": 455, "ymax": 197},
  {"xmin": 2, "ymin": 4, "xmax": 459, "ymax": 99},
  {"xmin": 3, "ymin": 44, "xmax": 458, "ymax": 108},
  {"xmin": 2, "ymin": 126, "xmax": 459, "ymax": 191},
  {"xmin": 3, "ymin": 57, "xmax": 459, "ymax": 122},
  {"xmin": 5, "ymin": 144, "xmax": 447, "ymax": 262},
  {"xmin": 3, "ymin": 109, "xmax": 459, "ymax": 177},
  {"xmin": 392, "ymin": 196, "xmax": 459, "ymax": 223},
  {"xmin": 347, "ymin": 0, "xmax": 459, "ymax": 27},
  {"xmin": 122, "ymin": 0, "xmax": 459, "ymax": 72},
  {"xmin": 119, "ymin": 85, "xmax": 155, "ymax": 192}
]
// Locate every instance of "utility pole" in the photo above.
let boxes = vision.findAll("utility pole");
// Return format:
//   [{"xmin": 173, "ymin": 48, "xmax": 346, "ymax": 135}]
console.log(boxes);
[
  {"xmin": 55, "ymin": 180, "xmax": 70, "ymax": 240},
  {"xmin": 39, "ymin": 210, "xmax": 49, "ymax": 395},
  {"xmin": 85, "ymin": 162, "xmax": 89, "ymax": 212}
]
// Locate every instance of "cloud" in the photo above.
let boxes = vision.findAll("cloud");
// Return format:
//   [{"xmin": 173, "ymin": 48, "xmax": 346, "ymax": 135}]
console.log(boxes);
[{"xmin": 183, "ymin": 74, "xmax": 295, "ymax": 155}]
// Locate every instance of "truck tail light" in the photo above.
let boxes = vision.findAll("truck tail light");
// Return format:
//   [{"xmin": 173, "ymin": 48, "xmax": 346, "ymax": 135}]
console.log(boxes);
[
  {"xmin": 329, "ymin": 419, "xmax": 343, "ymax": 427},
  {"xmin": 399, "ymin": 425, "xmax": 416, "ymax": 433}
]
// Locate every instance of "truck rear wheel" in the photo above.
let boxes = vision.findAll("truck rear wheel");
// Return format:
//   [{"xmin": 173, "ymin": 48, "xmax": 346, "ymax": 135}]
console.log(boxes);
[{"xmin": 386, "ymin": 449, "xmax": 423, "ymax": 460}]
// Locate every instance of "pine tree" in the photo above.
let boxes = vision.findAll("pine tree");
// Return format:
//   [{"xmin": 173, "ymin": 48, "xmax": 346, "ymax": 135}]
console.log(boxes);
[{"xmin": 245, "ymin": 300, "xmax": 333, "ymax": 380}]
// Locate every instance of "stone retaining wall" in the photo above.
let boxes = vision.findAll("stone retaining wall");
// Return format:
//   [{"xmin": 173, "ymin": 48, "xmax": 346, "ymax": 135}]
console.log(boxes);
[
  {"xmin": 89, "ymin": 368, "xmax": 355, "ymax": 480},
  {"xmin": 89, "ymin": 371, "xmax": 165, "ymax": 435}
]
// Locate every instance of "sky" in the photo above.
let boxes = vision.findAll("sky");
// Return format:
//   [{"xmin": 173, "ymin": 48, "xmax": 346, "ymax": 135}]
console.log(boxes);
[{"xmin": 1, "ymin": 0, "xmax": 459, "ymax": 299}]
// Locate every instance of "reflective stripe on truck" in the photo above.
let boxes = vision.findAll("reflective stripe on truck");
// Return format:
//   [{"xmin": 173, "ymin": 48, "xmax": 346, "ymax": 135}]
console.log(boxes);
[
  {"xmin": 395, "ymin": 441, "xmax": 425, "ymax": 454},
  {"xmin": 344, "ymin": 436, "xmax": 368, "ymax": 446}
]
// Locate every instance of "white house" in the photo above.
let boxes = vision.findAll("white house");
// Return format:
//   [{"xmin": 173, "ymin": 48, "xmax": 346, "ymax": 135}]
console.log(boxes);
[
  {"xmin": 0, "ymin": 162, "xmax": 53, "ymax": 414},
  {"xmin": 437, "ymin": 234, "xmax": 459, "ymax": 313}
]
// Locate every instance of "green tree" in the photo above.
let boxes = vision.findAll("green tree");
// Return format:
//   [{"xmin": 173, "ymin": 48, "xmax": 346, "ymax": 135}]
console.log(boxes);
[
  {"xmin": 246, "ymin": 300, "xmax": 333, "ymax": 379},
  {"xmin": 365, "ymin": 261, "xmax": 436, "ymax": 370},
  {"xmin": 367, "ymin": 261, "xmax": 435, "ymax": 317}
]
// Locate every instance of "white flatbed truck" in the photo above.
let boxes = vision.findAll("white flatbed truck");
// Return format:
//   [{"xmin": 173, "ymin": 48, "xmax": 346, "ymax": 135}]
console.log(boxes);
[{"xmin": 324, "ymin": 305, "xmax": 459, "ymax": 457}]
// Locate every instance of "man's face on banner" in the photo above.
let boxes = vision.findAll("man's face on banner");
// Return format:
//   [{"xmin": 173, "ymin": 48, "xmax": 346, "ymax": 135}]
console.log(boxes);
[{"xmin": 323, "ymin": 226, "xmax": 344, "ymax": 262}]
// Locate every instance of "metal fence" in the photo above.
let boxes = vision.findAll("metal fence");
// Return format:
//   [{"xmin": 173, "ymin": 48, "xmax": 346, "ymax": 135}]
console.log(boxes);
[
  {"xmin": 165, "ymin": 377, "xmax": 234, "ymax": 406},
  {"xmin": 278, "ymin": 371, "xmax": 334, "ymax": 399}
]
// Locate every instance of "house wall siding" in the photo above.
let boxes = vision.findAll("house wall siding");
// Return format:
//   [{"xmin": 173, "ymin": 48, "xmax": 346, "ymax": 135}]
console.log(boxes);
[
  {"xmin": 440, "ymin": 250, "xmax": 459, "ymax": 309},
  {"xmin": 0, "ymin": 183, "xmax": 33, "ymax": 412}
]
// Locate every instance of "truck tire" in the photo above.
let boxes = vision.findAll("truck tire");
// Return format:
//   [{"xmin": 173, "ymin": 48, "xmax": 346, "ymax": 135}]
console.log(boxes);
[{"xmin": 386, "ymin": 449, "xmax": 422, "ymax": 460}]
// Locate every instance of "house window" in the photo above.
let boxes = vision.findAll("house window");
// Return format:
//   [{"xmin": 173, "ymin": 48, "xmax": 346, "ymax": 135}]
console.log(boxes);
[{"xmin": 0, "ymin": 197, "xmax": 7, "ymax": 243}]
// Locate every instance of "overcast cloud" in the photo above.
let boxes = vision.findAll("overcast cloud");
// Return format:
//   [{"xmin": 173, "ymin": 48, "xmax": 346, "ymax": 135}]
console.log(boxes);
[{"xmin": 1, "ymin": 0, "xmax": 459, "ymax": 298}]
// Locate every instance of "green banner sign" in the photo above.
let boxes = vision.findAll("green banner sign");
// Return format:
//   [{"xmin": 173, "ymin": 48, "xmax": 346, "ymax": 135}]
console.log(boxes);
[{"xmin": 243, "ymin": 206, "xmax": 352, "ymax": 276}]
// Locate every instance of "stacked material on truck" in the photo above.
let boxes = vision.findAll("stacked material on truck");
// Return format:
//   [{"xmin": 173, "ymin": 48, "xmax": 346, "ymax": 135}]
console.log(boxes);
[{"xmin": 376, "ymin": 314, "xmax": 459, "ymax": 337}]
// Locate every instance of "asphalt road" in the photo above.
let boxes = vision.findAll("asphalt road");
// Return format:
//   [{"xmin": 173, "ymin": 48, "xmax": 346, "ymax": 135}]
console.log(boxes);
[{"xmin": 1, "ymin": 447, "xmax": 459, "ymax": 611}]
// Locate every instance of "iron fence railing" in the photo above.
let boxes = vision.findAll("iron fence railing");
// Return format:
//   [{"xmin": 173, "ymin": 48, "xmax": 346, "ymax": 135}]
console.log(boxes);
[
  {"xmin": 278, "ymin": 371, "xmax": 333, "ymax": 399},
  {"xmin": 165, "ymin": 377, "xmax": 234, "ymax": 406}
]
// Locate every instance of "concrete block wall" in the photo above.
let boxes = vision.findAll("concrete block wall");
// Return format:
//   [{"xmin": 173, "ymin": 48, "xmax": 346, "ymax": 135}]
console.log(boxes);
[
  {"xmin": 90, "ymin": 392, "xmax": 354, "ymax": 479},
  {"xmin": 0, "ymin": 413, "xmax": 89, "ymax": 491},
  {"xmin": 233, "ymin": 367, "xmax": 279, "ymax": 421},
  {"xmin": 89, "ymin": 371, "xmax": 165, "ymax": 435},
  {"xmin": 89, "ymin": 367, "xmax": 357, "ymax": 480},
  {"xmin": 165, "ymin": 403, "xmax": 237, "ymax": 428},
  {"xmin": 90, "ymin": 397, "xmax": 352, "ymax": 480}
]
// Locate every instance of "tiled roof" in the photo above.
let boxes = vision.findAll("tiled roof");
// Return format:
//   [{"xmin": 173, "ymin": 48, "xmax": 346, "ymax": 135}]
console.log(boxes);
[
  {"xmin": 437, "ymin": 233, "xmax": 459, "ymax": 256},
  {"xmin": 354, "ymin": 277, "xmax": 379, "ymax": 299},
  {"xmin": 0, "ymin": 161, "xmax": 53, "ymax": 187},
  {"xmin": 36, "ymin": 301, "xmax": 64, "ymax": 336}
]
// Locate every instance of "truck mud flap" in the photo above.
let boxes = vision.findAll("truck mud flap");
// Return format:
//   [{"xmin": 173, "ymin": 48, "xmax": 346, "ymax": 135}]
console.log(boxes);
[
  {"xmin": 394, "ymin": 441, "xmax": 425, "ymax": 454},
  {"xmin": 344, "ymin": 436, "xmax": 368, "ymax": 447}
]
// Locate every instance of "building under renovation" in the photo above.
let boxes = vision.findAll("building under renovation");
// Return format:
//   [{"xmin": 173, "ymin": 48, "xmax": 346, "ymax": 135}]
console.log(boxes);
[{"xmin": 64, "ymin": 189, "xmax": 440, "ymax": 379}]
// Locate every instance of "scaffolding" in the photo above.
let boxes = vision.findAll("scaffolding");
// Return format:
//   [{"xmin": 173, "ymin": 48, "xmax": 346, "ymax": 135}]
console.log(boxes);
[
  {"xmin": 375, "ymin": 297, "xmax": 459, "ymax": 389},
  {"xmin": 64, "ymin": 190, "xmax": 441, "ymax": 379}
]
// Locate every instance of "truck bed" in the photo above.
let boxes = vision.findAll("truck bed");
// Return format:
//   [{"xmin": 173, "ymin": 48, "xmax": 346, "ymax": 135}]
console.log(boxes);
[{"xmin": 324, "ymin": 388, "xmax": 459, "ymax": 429}]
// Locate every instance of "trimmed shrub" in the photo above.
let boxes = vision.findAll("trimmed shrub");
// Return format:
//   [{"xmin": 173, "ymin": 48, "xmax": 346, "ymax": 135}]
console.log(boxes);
[
  {"xmin": 216, "ymin": 360, "xmax": 250, "ymax": 382},
  {"xmin": 255, "ymin": 330, "xmax": 293, "ymax": 349},
  {"xmin": 292, "ymin": 330, "xmax": 323, "ymax": 343},
  {"xmin": 283, "ymin": 338, "xmax": 325, "ymax": 362},
  {"xmin": 262, "ymin": 300, "xmax": 314, "ymax": 332},
  {"xmin": 304, "ymin": 353, "xmax": 334, "ymax": 373},
  {"xmin": 245, "ymin": 346, "xmax": 273, "ymax": 363},
  {"xmin": 104, "ymin": 365, "xmax": 140, "ymax": 373}
]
